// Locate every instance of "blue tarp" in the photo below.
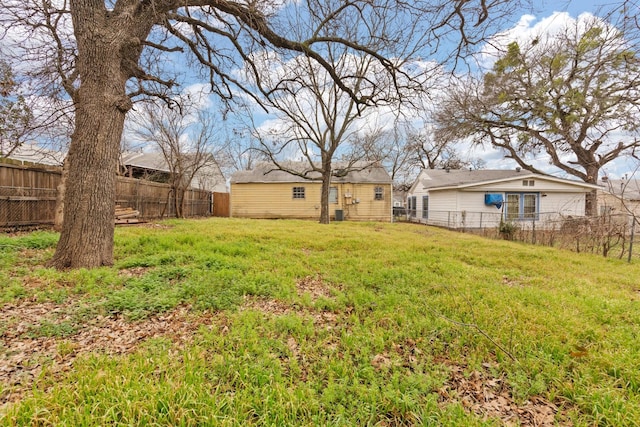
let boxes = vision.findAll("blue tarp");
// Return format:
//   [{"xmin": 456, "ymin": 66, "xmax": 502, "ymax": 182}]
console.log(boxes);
[{"xmin": 484, "ymin": 193, "xmax": 503, "ymax": 209}]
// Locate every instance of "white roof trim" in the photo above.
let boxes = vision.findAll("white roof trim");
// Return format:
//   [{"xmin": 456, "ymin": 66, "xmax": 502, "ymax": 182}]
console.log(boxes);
[{"xmin": 426, "ymin": 173, "xmax": 599, "ymax": 191}]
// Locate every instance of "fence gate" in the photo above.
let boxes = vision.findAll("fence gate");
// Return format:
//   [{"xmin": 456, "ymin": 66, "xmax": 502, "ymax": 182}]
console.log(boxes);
[{"xmin": 213, "ymin": 192, "xmax": 230, "ymax": 217}]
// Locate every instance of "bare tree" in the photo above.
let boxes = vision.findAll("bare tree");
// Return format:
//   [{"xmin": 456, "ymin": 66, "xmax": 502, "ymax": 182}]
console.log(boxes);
[
  {"xmin": 127, "ymin": 100, "xmax": 224, "ymax": 218},
  {"xmin": 251, "ymin": 47, "xmax": 404, "ymax": 224},
  {"xmin": 406, "ymin": 126, "xmax": 478, "ymax": 171},
  {"xmin": 366, "ymin": 128, "xmax": 416, "ymax": 193},
  {"xmin": 393, "ymin": 96, "xmax": 485, "ymax": 180},
  {"xmin": 0, "ymin": 57, "xmax": 71, "ymax": 236},
  {"xmin": 0, "ymin": 59, "xmax": 33, "ymax": 157},
  {"xmin": 220, "ymin": 128, "xmax": 263, "ymax": 174},
  {"xmin": 436, "ymin": 14, "xmax": 640, "ymax": 215},
  {"xmin": 217, "ymin": 104, "xmax": 267, "ymax": 176},
  {"xmin": 0, "ymin": 0, "xmax": 529, "ymax": 268},
  {"xmin": 370, "ymin": 117, "xmax": 484, "ymax": 193}
]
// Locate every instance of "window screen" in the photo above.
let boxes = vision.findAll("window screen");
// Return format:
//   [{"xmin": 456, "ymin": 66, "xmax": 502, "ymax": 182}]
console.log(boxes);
[{"xmin": 293, "ymin": 187, "xmax": 305, "ymax": 199}]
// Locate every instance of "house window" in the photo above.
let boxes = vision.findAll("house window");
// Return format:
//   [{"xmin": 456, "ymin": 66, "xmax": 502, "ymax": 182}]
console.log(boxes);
[
  {"xmin": 408, "ymin": 196, "xmax": 417, "ymax": 217},
  {"xmin": 292, "ymin": 187, "xmax": 305, "ymax": 199},
  {"xmin": 422, "ymin": 195, "xmax": 429, "ymax": 219},
  {"xmin": 522, "ymin": 179, "xmax": 535, "ymax": 187},
  {"xmin": 505, "ymin": 193, "xmax": 538, "ymax": 220},
  {"xmin": 374, "ymin": 186, "xmax": 384, "ymax": 200},
  {"xmin": 329, "ymin": 187, "xmax": 338, "ymax": 204}
]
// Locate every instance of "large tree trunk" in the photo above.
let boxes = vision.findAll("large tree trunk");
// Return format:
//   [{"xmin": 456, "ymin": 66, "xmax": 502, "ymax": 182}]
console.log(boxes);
[
  {"xmin": 49, "ymin": 3, "xmax": 132, "ymax": 269},
  {"xmin": 319, "ymin": 162, "xmax": 332, "ymax": 224},
  {"xmin": 50, "ymin": 93, "xmax": 127, "ymax": 268},
  {"xmin": 585, "ymin": 166, "xmax": 600, "ymax": 217}
]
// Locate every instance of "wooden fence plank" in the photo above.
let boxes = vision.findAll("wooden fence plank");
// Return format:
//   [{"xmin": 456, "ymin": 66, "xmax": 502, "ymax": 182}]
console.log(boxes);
[
  {"xmin": 0, "ymin": 163, "xmax": 222, "ymax": 227},
  {"xmin": 213, "ymin": 192, "xmax": 230, "ymax": 217}
]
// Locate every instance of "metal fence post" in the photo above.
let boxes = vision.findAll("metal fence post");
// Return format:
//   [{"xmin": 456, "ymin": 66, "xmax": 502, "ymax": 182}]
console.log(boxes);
[
  {"xmin": 532, "ymin": 218, "xmax": 536, "ymax": 245},
  {"xmin": 628, "ymin": 215, "xmax": 636, "ymax": 263}
]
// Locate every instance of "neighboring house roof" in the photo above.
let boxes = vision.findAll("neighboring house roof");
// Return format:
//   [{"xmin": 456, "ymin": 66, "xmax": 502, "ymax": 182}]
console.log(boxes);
[
  {"xmin": 600, "ymin": 179, "xmax": 640, "ymax": 201},
  {"xmin": 410, "ymin": 169, "xmax": 599, "ymax": 193},
  {"xmin": 231, "ymin": 161, "xmax": 392, "ymax": 184},
  {"xmin": 3, "ymin": 143, "xmax": 65, "ymax": 166},
  {"xmin": 120, "ymin": 152, "xmax": 171, "ymax": 173},
  {"xmin": 120, "ymin": 151, "xmax": 226, "ymax": 192}
]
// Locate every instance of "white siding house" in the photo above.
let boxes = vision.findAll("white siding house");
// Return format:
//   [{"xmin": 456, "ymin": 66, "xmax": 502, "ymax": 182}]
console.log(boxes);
[{"xmin": 407, "ymin": 169, "xmax": 598, "ymax": 229}]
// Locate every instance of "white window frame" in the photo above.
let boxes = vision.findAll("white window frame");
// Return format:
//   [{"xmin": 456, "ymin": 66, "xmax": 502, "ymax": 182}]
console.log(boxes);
[
  {"xmin": 329, "ymin": 187, "xmax": 338, "ymax": 204},
  {"xmin": 505, "ymin": 192, "xmax": 539, "ymax": 221},
  {"xmin": 374, "ymin": 186, "xmax": 384, "ymax": 200},
  {"xmin": 292, "ymin": 186, "xmax": 305, "ymax": 199}
]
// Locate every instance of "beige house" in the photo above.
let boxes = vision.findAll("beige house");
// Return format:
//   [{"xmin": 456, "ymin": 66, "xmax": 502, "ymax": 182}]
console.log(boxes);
[{"xmin": 230, "ymin": 162, "xmax": 393, "ymax": 221}]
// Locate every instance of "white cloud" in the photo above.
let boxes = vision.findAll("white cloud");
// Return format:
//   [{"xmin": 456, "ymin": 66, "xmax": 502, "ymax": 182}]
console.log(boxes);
[{"xmin": 477, "ymin": 11, "xmax": 603, "ymax": 70}]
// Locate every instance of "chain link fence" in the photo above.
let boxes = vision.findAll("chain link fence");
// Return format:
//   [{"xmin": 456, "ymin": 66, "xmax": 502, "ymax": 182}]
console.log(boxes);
[
  {"xmin": 0, "ymin": 186, "xmax": 58, "ymax": 227},
  {"xmin": 408, "ymin": 210, "xmax": 638, "ymax": 261}
]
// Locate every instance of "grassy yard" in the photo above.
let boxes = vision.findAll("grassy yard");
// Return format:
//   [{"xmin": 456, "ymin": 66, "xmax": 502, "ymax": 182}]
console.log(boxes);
[{"xmin": 1, "ymin": 218, "xmax": 639, "ymax": 426}]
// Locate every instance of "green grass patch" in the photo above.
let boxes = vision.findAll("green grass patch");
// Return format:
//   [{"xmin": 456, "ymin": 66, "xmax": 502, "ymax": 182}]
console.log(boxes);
[{"xmin": 1, "ymin": 219, "xmax": 640, "ymax": 425}]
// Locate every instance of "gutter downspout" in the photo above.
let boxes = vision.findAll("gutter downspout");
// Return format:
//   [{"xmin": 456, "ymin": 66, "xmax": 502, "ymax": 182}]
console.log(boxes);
[{"xmin": 390, "ymin": 183, "xmax": 394, "ymax": 223}]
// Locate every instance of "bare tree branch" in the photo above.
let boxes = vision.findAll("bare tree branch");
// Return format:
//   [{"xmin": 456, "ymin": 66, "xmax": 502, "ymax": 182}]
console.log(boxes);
[{"xmin": 436, "ymin": 13, "xmax": 640, "ymax": 215}]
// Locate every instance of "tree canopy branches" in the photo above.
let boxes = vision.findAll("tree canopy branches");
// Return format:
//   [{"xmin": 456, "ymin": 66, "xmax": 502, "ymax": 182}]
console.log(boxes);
[
  {"xmin": 0, "ymin": 59, "xmax": 33, "ymax": 156},
  {"xmin": 1, "ymin": 0, "xmax": 527, "ymax": 110},
  {"xmin": 436, "ymin": 13, "xmax": 640, "ymax": 214}
]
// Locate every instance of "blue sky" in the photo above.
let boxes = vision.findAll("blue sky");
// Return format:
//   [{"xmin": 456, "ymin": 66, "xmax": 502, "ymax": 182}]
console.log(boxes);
[
  {"xmin": 3, "ymin": 0, "xmax": 631, "ymax": 181},
  {"xmin": 542, "ymin": 0, "xmax": 603, "ymax": 16},
  {"xmin": 110, "ymin": 1, "xmax": 640, "ymax": 180}
]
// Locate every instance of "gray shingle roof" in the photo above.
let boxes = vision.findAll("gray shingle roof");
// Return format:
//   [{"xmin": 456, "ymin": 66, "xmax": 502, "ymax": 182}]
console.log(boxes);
[
  {"xmin": 415, "ymin": 168, "xmax": 598, "ymax": 191},
  {"xmin": 420, "ymin": 169, "xmax": 528, "ymax": 189},
  {"xmin": 120, "ymin": 152, "xmax": 171, "ymax": 173},
  {"xmin": 231, "ymin": 161, "xmax": 391, "ymax": 184}
]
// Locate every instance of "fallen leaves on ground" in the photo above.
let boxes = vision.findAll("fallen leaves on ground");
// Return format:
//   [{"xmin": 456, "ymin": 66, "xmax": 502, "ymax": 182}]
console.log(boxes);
[
  {"xmin": 242, "ymin": 275, "xmax": 341, "ymax": 329},
  {"xmin": 438, "ymin": 362, "xmax": 572, "ymax": 426},
  {"xmin": 3, "ymin": 276, "xmax": 572, "ymax": 425},
  {"xmin": 296, "ymin": 274, "xmax": 335, "ymax": 300},
  {"xmin": 0, "ymin": 301, "xmax": 214, "ymax": 406}
]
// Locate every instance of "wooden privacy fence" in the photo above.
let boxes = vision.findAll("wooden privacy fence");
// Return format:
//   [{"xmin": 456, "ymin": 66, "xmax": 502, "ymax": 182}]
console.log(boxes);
[
  {"xmin": 115, "ymin": 177, "xmax": 213, "ymax": 219},
  {"xmin": 0, "ymin": 161, "xmax": 222, "ymax": 227},
  {"xmin": 0, "ymin": 161, "xmax": 60, "ymax": 227}
]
